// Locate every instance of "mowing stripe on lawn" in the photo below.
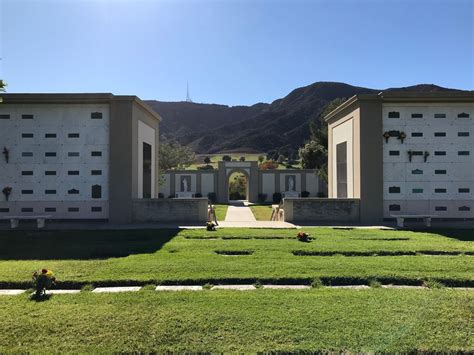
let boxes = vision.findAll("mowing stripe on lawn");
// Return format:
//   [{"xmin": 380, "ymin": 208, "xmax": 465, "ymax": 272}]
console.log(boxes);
[{"xmin": 293, "ymin": 250, "xmax": 473, "ymax": 256}]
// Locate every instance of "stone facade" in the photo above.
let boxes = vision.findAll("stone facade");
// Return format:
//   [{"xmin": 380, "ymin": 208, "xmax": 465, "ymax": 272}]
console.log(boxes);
[
  {"xmin": 325, "ymin": 92, "xmax": 474, "ymax": 223},
  {"xmin": 0, "ymin": 94, "xmax": 161, "ymax": 224},
  {"xmin": 132, "ymin": 198, "xmax": 208, "ymax": 223},
  {"xmin": 161, "ymin": 161, "xmax": 326, "ymax": 203},
  {"xmin": 283, "ymin": 198, "xmax": 360, "ymax": 223}
]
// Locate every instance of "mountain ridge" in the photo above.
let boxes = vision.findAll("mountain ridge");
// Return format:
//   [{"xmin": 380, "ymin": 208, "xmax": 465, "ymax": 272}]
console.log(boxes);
[{"xmin": 145, "ymin": 82, "xmax": 467, "ymax": 154}]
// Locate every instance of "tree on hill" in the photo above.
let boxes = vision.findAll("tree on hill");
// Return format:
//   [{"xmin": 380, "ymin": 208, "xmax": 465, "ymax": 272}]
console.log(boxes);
[
  {"xmin": 222, "ymin": 155, "xmax": 232, "ymax": 162},
  {"xmin": 259, "ymin": 160, "xmax": 279, "ymax": 170},
  {"xmin": 239, "ymin": 156, "xmax": 245, "ymax": 162},
  {"xmin": 204, "ymin": 156, "xmax": 211, "ymax": 164},
  {"xmin": 0, "ymin": 80, "xmax": 6, "ymax": 103},
  {"xmin": 299, "ymin": 97, "xmax": 346, "ymax": 183},
  {"xmin": 159, "ymin": 140, "xmax": 195, "ymax": 170},
  {"xmin": 258, "ymin": 155, "xmax": 265, "ymax": 163}
]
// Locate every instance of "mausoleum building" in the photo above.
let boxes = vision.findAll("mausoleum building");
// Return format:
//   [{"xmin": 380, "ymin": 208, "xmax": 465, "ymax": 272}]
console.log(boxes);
[
  {"xmin": 325, "ymin": 91, "xmax": 474, "ymax": 223},
  {"xmin": 0, "ymin": 93, "xmax": 161, "ymax": 224}
]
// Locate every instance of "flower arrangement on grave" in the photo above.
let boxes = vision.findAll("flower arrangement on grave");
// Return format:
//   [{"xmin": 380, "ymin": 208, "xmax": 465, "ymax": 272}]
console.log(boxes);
[
  {"xmin": 2, "ymin": 186, "xmax": 12, "ymax": 201},
  {"xmin": 206, "ymin": 221, "xmax": 216, "ymax": 231},
  {"xmin": 296, "ymin": 231, "xmax": 310, "ymax": 242},
  {"xmin": 2, "ymin": 147, "xmax": 9, "ymax": 163},
  {"xmin": 32, "ymin": 269, "xmax": 56, "ymax": 298}
]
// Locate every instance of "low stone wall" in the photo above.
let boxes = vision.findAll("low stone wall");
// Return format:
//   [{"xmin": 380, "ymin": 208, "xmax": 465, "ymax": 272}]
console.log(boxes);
[
  {"xmin": 132, "ymin": 198, "xmax": 208, "ymax": 223},
  {"xmin": 283, "ymin": 198, "xmax": 360, "ymax": 224}
]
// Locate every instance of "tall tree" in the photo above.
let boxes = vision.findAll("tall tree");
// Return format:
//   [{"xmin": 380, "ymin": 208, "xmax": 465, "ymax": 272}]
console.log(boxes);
[
  {"xmin": 159, "ymin": 140, "xmax": 195, "ymax": 170},
  {"xmin": 299, "ymin": 97, "xmax": 346, "ymax": 182}
]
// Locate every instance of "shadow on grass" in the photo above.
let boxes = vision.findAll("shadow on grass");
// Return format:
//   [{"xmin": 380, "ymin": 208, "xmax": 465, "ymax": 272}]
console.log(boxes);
[
  {"xmin": 29, "ymin": 293, "xmax": 52, "ymax": 302},
  {"xmin": 421, "ymin": 229, "xmax": 474, "ymax": 242},
  {"xmin": 0, "ymin": 229, "xmax": 180, "ymax": 260}
]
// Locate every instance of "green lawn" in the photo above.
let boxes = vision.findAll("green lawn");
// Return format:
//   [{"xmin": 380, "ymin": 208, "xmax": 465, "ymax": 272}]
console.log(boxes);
[
  {"xmin": 0, "ymin": 289, "xmax": 472, "ymax": 352},
  {"xmin": 0, "ymin": 228, "xmax": 472, "ymax": 287},
  {"xmin": 213, "ymin": 204, "xmax": 228, "ymax": 221},
  {"xmin": 185, "ymin": 153, "xmax": 302, "ymax": 170},
  {"xmin": 0, "ymin": 227, "xmax": 473, "ymax": 352},
  {"xmin": 250, "ymin": 204, "xmax": 273, "ymax": 220}
]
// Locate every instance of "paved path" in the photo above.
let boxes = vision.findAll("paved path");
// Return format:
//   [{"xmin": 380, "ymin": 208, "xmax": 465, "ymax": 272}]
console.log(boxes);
[
  {"xmin": 224, "ymin": 201, "xmax": 257, "ymax": 222},
  {"xmin": 220, "ymin": 200, "xmax": 297, "ymax": 228},
  {"xmin": 1, "ymin": 284, "xmax": 472, "ymax": 296},
  {"xmin": 219, "ymin": 221, "xmax": 296, "ymax": 228}
]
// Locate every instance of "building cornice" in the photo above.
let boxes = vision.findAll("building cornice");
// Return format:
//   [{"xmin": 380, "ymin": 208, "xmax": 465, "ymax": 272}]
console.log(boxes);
[
  {"xmin": 324, "ymin": 91, "xmax": 474, "ymax": 122},
  {"xmin": 0, "ymin": 93, "xmax": 162, "ymax": 122}
]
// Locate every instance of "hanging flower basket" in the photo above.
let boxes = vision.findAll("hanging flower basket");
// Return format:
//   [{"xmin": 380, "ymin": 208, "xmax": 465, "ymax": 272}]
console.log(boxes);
[
  {"xmin": 398, "ymin": 132, "xmax": 406, "ymax": 143},
  {"xmin": 2, "ymin": 186, "xmax": 12, "ymax": 201},
  {"xmin": 2, "ymin": 147, "xmax": 8, "ymax": 163}
]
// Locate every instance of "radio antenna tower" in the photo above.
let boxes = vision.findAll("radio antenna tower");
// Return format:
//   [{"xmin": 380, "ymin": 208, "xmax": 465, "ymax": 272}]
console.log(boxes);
[{"xmin": 186, "ymin": 81, "xmax": 193, "ymax": 102}]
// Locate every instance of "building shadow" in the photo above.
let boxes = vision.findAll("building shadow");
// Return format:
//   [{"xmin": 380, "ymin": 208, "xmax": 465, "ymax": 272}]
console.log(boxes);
[
  {"xmin": 424, "ymin": 229, "xmax": 474, "ymax": 242},
  {"xmin": 0, "ymin": 229, "xmax": 180, "ymax": 260}
]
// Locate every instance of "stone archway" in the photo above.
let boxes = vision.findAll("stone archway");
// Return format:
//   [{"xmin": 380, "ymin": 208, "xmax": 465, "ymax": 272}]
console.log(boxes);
[{"xmin": 216, "ymin": 161, "xmax": 259, "ymax": 204}]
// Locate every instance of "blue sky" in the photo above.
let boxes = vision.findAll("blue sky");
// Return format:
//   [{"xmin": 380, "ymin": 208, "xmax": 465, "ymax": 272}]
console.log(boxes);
[{"xmin": 1, "ymin": 0, "xmax": 472, "ymax": 105}]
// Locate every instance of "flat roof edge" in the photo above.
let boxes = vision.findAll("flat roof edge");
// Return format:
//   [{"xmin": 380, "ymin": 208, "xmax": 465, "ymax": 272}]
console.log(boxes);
[
  {"xmin": 0, "ymin": 93, "xmax": 162, "ymax": 121},
  {"xmin": 324, "ymin": 91, "xmax": 474, "ymax": 122},
  {"xmin": 324, "ymin": 94, "xmax": 378, "ymax": 121}
]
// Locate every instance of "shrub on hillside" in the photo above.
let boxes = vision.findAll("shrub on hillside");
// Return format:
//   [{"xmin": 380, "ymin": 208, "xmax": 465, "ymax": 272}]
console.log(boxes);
[
  {"xmin": 239, "ymin": 156, "xmax": 246, "ymax": 162},
  {"xmin": 197, "ymin": 164, "xmax": 214, "ymax": 170},
  {"xmin": 229, "ymin": 192, "xmax": 244, "ymax": 200},
  {"xmin": 222, "ymin": 155, "xmax": 232, "ymax": 162},
  {"xmin": 259, "ymin": 160, "xmax": 279, "ymax": 170},
  {"xmin": 204, "ymin": 156, "xmax": 211, "ymax": 164}
]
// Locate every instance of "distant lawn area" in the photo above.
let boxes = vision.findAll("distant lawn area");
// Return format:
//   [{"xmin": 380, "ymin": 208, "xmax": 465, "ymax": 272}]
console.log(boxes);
[
  {"xmin": 0, "ymin": 228, "xmax": 472, "ymax": 287},
  {"xmin": 250, "ymin": 204, "xmax": 273, "ymax": 220},
  {"xmin": 0, "ymin": 289, "xmax": 471, "ymax": 352},
  {"xmin": 185, "ymin": 153, "xmax": 302, "ymax": 170},
  {"xmin": 214, "ymin": 204, "xmax": 228, "ymax": 221}
]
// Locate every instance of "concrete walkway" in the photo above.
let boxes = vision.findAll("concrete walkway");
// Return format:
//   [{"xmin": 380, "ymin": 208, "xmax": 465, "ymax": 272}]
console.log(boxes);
[
  {"xmin": 224, "ymin": 201, "xmax": 257, "ymax": 222},
  {"xmin": 220, "ymin": 201, "xmax": 296, "ymax": 228},
  {"xmin": 1, "ymin": 285, "xmax": 472, "ymax": 296}
]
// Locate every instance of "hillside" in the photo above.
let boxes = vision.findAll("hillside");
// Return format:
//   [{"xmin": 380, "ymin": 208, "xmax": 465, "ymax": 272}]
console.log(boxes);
[{"xmin": 145, "ymin": 82, "xmax": 462, "ymax": 154}]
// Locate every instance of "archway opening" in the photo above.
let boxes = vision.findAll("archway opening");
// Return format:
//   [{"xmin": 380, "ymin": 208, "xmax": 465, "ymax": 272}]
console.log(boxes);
[{"xmin": 228, "ymin": 171, "xmax": 248, "ymax": 201}]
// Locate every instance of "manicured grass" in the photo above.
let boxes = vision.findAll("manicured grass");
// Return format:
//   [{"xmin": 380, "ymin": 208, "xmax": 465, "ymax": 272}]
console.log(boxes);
[
  {"xmin": 0, "ymin": 228, "xmax": 472, "ymax": 287},
  {"xmin": 213, "ymin": 204, "xmax": 228, "ymax": 221},
  {"xmin": 0, "ymin": 289, "xmax": 471, "ymax": 352},
  {"xmin": 250, "ymin": 204, "xmax": 273, "ymax": 220}
]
